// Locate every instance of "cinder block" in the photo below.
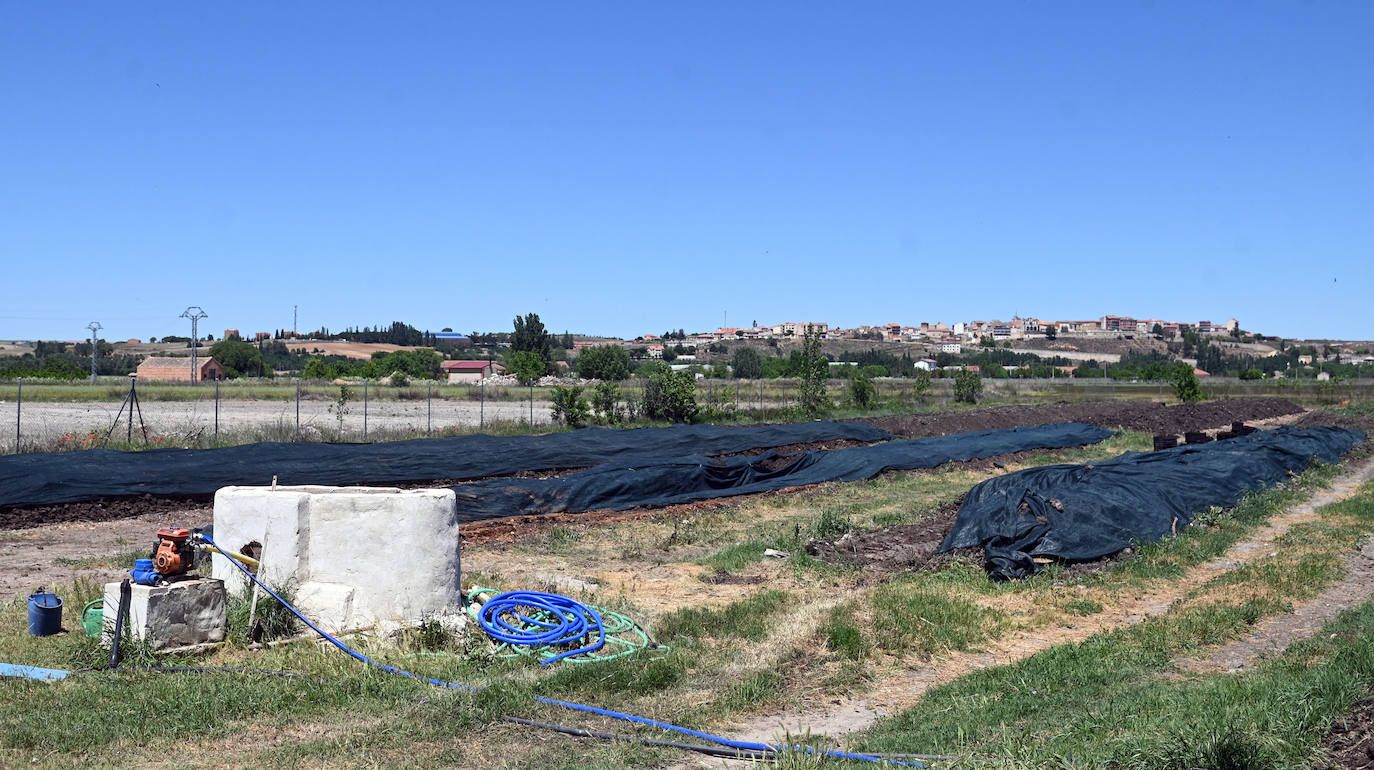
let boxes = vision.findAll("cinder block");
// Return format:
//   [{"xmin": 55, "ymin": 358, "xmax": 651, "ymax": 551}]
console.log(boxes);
[
  {"xmin": 102, "ymin": 578, "xmax": 227, "ymax": 650},
  {"xmin": 212, "ymin": 485, "xmax": 461, "ymax": 634}
]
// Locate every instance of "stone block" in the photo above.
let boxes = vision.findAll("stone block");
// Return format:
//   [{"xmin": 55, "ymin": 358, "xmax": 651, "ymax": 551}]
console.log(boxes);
[
  {"xmin": 212, "ymin": 485, "xmax": 461, "ymax": 634},
  {"xmin": 103, "ymin": 578, "xmax": 227, "ymax": 651}
]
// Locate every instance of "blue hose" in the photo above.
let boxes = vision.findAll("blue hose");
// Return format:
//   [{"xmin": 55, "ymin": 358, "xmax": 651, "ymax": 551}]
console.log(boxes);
[
  {"xmin": 476, "ymin": 590, "xmax": 605, "ymax": 665},
  {"xmin": 202, "ymin": 534, "xmax": 917, "ymax": 766}
]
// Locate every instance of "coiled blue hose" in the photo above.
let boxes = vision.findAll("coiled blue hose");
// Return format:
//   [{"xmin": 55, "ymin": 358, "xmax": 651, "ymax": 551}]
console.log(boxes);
[
  {"xmin": 202, "ymin": 534, "xmax": 918, "ymax": 766},
  {"xmin": 476, "ymin": 590, "xmax": 605, "ymax": 665}
]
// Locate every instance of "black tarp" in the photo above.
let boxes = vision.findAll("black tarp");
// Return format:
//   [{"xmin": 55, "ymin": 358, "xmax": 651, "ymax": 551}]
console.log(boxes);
[
  {"xmin": 452, "ymin": 423, "xmax": 1113, "ymax": 522},
  {"xmin": 938, "ymin": 425, "xmax": 1366, "ymax": 581},
  {"xmin": 0, "ymin": 421, "xmax": 892, "ymax": 509}
]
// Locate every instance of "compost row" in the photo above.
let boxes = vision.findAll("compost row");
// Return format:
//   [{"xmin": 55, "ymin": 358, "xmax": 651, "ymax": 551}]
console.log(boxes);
[
  {"xmin": 939, "ymin": 425, "xmax": 1366, "ymax": 580},
  {"xmin": 450, "ymin": 423, "xmax": 1113, "ymax": 522},
  {"xmin": 0, "ymin": 421, "xmax": 891, "ymax": 511}
]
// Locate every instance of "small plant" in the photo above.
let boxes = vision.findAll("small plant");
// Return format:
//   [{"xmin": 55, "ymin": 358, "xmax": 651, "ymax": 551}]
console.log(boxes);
[
  {"xmin": 642, "ymin": 368, "xmax": 699, "ymax": 423},
  {"xmin": 389, "ymin": 371, "xmax": 410, "ymax": 387},
  {"xmin": 328, "ymin": 384, "xmax": 353, "ymax": 434}
]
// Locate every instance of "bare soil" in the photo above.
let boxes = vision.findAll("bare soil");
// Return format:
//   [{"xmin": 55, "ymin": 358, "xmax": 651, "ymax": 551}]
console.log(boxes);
[{"xmin": 1326, "ymin": 696, "xmax": 1374, "ymax": 770}]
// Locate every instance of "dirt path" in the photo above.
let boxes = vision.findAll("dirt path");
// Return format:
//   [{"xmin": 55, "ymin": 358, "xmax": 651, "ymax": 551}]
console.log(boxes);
[{"xmin": 665, "ymin": 454, "xmax": 1374, "ymax": 769}]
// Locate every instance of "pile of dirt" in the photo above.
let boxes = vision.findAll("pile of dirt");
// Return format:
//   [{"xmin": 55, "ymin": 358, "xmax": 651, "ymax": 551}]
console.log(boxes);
[
  {"xmin": 1293, "ymin": 409, "xmax": 1374, "ymax": 438},
  {"xmin": 1324, "ymin": 695, "xmax": 1374, "ymax": 769},
  {"xmin": 803, "ymin": 502, "xmax": 975, "ymax": 573},
  {"xmin": 861, "ymin": 398, "xmax": 1303, "ymax": 438}
]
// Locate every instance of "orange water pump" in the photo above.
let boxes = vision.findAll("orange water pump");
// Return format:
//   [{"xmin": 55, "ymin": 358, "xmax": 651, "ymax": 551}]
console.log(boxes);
[{"xmin": 153, "ymin": 527, "xmax": 194, "ymax": 577}]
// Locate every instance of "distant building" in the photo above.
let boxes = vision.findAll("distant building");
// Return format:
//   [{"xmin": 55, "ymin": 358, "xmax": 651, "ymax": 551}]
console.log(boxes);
[
  {"xmin": 136, "ymin": 356, "xmax": 224, "ymax": 382},
  {"xmin": 433, "ymin": 331, "xmax": 471, "ymax": 344},
  {"xmin": 223, "ymin": 329, "xmax": 241, "ymax": 340},
  {"xmin": 440, "ymin": 360, "xmax": 504, "ymax": 383},
  {"xmin": 939, "ymin": 339, "xmax": 962, "ymax": 354},
  {"xmin": 915, "ymin": 358, "xmax": 938, "ymax": 371}
]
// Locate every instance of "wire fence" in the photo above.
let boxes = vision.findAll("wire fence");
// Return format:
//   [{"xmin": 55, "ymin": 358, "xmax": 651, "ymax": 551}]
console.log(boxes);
[{"xmin": 2, "ymin": 375, "xmax": 1370, "ymax": 454}]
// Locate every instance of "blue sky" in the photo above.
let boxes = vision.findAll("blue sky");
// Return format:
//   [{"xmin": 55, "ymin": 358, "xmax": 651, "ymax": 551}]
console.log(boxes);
[{"xmin": 3, "ymin": 1, "xmax": 1370, "ymax": 342}]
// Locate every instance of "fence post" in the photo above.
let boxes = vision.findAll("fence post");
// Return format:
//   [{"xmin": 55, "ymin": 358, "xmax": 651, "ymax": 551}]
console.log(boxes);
[
  {"xmin": 480, "ymin": 380, "xmax": 485, "ymax": 430},
  {"xmin": 295, "ymin": 378, "xmax": 301, "ymax": 441},
  {"xmin": 528, "ymin": 384, "xmax": 534, "ymax": 425},
  {"xmin": 14, "ymin": 377, "xmax": 20, "ymax": 454},
  {"xmin": 427, "ymin": 381, "xmax": 432, "ymax": 434},
  {"xmin": 214, "ymin": 378, "xmax": 220, "ymax": 442},
  {"xmin": 363, "ymin": 380, "xmax": 369, "ymax": 439}
]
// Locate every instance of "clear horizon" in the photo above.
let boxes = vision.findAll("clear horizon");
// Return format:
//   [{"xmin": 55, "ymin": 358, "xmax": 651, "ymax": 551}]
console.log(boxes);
[{"xmin": 3, "ymin": 2, "xmax": 1370, "ymax": 343}]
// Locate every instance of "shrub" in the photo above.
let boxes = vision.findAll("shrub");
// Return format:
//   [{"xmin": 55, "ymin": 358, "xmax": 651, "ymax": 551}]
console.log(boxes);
[
  {"xmin": 847, "ymin": 368, "xmax": 877, "ymax": 410},
  {"xmin": 551, "ymin": 385, "xmax": 590, "ymax": 427},
  {"xmin": 954, "ymin": 370, "xmax": 982, "ymax": 404},
  {"xmin": 642, "ymin": 369, "xmax": 698, "ymax": 423},
  {"xmin": 590, "ymin": 382, "xmax": 620, "ymax": 424}
]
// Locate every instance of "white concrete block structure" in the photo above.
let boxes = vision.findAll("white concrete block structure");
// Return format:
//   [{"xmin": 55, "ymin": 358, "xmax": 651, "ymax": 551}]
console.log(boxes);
[{"xmin": 211, "ymin": 485, "xmax": 461, "ymax": 633}]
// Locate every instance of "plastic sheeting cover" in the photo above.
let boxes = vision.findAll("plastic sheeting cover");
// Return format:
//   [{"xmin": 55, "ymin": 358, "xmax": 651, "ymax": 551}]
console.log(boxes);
[
  {"xmin": 452, "ymin": 423, "xmax": 1113, "ymax": 522},
  {"xmin": 0, "ymin": 421, "xmax": 892, "ymax": 509},
  {"xmin": 938, "ymin": 425, "xmax": 1366, "ymax": 581}
]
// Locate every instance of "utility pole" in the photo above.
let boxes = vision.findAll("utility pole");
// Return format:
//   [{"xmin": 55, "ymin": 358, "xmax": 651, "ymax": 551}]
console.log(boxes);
[
  {"xmin": 293, "ymin": 305, "xmax": 298, "ymax": 336},
  {"xmin": 180, "ymin": 306, "xmax": 208, "ymax": 382},
  {"xmin": 86, "ymin": 321, "xmax": 103, "ymax": 382}
]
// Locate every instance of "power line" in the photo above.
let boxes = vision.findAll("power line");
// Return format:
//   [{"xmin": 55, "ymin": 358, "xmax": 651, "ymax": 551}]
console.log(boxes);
[{"xmin": 179, "ymin": 306, "xmax": 208, "ymax": 382}]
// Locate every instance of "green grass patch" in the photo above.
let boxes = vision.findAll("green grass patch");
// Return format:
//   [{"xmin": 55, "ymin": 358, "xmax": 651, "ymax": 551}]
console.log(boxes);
[
  {"xmin": 654, "ymin": 590, "xmax": 790, "ymax": 642},
  {"xmin": 871, "ymin": 580, "xmax": 1006, "ymax": 656}
]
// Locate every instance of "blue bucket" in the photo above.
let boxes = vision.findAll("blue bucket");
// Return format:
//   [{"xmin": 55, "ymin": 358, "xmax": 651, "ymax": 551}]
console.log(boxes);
[{"xmin": 28, "ymin": 591, "xmax": 63, "ymax": 636}]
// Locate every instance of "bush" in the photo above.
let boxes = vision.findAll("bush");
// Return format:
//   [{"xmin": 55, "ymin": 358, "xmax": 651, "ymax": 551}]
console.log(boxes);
[
  {"xmin": 590, "ymin": 382, "xmax": 620, "ymax": 424},
  {"xmin": 642, "ymin": 369, "xmax": 698, "ymax": 423},
  {"xmin": 847, "ymin": 368, "xmax": 877, "ymax": 410},
  {"xmin": 551, "ymin": 386, "xmax": 590, "ymax": 427},
  {"xmin": 913, "ymin": 369, "xmax": 932, "ymax": 401},
  {"xmin": 954, "ymin": 370, "xmax": 982, "ymax": 404}
]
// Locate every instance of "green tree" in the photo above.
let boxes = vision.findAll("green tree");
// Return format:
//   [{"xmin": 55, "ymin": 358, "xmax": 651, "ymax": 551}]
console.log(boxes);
[
  {"xmin": 551, "ymin": 386, "xmax": 590, "ymax": 428},
  {"xmin": 576, "ymin": 345, "xmax": 630, "ymax": 381},
  {"xmin": 508, "ymin": 351, "xmax": 546, "ymax": 385},
  {"xmin": 1239, "ymin": 368, "xmax": 1265, "ymax": 380},
  {"xmin": 954, "ymin": 370, "xmax": 983, "ymax": 404},
  {"xmin": 208, "ymin": 339, "xmax": 266, "ymax": 379},
  {"xmin": 1172, "ymin": 366, "xmax": 1204, "ymax": 402},
  {"xmin": 1044, "ymin": 324, "xmax": 1057, "ymax": 341},
  {"xmin": 797, "ymin": 324, "xmax": 832, "ymax": 418},
  {"xmin": 731, "ymin": 347, "xmax": 763, "ymax": 379},
  {"xmin": 635, "ymin": 360, "xmax": 671, "ymax": 379},
  {"xmin": 511, "ymin": 313, "xmax": 553, "ymax": 370}
]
